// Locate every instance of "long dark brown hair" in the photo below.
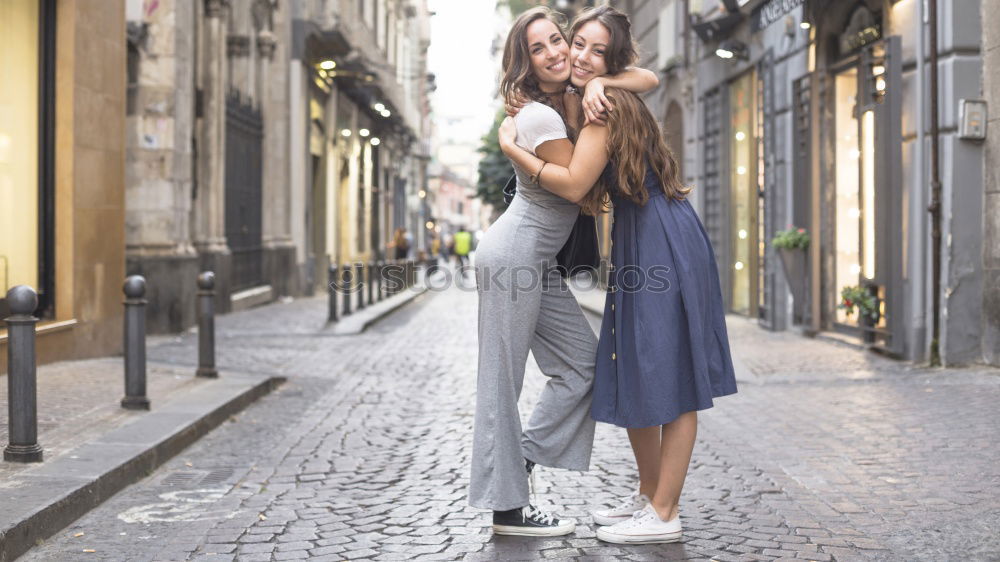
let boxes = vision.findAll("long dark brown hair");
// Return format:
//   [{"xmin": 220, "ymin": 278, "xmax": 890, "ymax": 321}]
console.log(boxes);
[
  {"xmin": 571, "ymin": 7, "xmax": 689, "ymax": 216},
  {"xmin": 499, "ymin": 7, "xmax": 568, "ymax": 107},
  {"xmin": 569, "ymin": 5, "xmax": 638, "ymax": 75}
]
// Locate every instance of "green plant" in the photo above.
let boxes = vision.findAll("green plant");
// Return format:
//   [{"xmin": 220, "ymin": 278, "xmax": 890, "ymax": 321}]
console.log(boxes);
[
  {"xmin": 476, "ymin": 109, "xmax": 515, "ymax": 211},
  {"xmin": 772, "ymin": 226, "xmax": 810, "ymax": 250},
  {"xmin": 839, "ymin": 285, "xmax": 879, "ymax": 323}
]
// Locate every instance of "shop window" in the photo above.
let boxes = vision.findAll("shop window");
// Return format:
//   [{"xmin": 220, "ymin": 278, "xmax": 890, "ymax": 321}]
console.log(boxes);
[{"xmin": 0, "ymin": 0, "xmax": 54, "ymax": 319}]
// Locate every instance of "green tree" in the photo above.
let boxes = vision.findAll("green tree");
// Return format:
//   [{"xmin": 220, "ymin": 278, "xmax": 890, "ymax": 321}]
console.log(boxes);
[{"xmin": 476, "ymin": 109, "xmax": 514, "ymax": 211}]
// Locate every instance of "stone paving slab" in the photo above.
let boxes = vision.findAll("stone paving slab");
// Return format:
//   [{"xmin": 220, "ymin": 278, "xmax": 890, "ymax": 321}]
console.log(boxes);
[{"xmin": 0, "ymin": 358, "xmax": 202, "ymax": 480}]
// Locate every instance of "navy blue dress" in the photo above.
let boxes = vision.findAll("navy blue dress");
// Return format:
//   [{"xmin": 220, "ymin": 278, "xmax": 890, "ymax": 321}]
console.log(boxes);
[{"xmin": 591, "ymin": 166, "xmax": 738, "ymax": 428}]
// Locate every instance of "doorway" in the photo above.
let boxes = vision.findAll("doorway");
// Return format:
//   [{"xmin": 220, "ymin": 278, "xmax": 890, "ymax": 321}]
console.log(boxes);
[{"xmin": 826, "ymin": 37, "xmax": 903, "ymax": 350}]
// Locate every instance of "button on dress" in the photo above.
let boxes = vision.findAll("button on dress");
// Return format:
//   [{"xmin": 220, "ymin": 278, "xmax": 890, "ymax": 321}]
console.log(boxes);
[{"xmin": 591, "ymin": 166, "xmax": 738, "ymax": 428}]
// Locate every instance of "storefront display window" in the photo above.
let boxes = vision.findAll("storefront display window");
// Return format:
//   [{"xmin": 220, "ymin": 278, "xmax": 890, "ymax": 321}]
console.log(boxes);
[
  {"xmin": 0, "ymin": 0, "xmax": 53, "ymax": 318},
  {"xmin": 729, "ymin": 71, "xmax": 757, "ymax": 317}
]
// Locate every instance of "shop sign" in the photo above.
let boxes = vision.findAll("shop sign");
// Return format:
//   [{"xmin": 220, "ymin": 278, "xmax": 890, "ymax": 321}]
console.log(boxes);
[{"xmin": 751, "ymin": 0, "xmax": 804, "ymax": 33}]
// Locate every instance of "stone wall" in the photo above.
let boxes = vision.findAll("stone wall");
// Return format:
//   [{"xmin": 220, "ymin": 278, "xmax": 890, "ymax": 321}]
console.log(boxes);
[{"xmin": 982, "ymin": 0, "xmax": 1000, "ymax": 365}]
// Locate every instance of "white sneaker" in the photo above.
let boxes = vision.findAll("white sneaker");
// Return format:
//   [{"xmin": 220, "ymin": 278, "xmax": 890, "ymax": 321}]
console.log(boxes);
[
  {"xmin": 591, "ymin": 491, "xmax": 651, "ymax": 526},
  {"xmin": 595, "ymin": 504, "xmax": 682, "ymax": 544}
]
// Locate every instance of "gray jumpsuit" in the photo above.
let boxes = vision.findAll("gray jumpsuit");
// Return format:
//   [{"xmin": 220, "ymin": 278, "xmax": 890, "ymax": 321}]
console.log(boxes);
[{"xmin": 469, "ymin": 102, "xmax": 598, "ymax": 511}]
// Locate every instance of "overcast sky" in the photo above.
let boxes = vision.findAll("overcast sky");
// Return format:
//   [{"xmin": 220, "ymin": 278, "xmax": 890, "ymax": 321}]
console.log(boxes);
[{"xmin": 427, "ymin": 0, "xmax": 507, "ymax": 180}]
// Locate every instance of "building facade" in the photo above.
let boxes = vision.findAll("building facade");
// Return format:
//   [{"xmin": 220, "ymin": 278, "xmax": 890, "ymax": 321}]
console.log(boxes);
[
  {"xmin": 1, "ymin": 0, "xmax": 128, "ymax": 372},
  {"xmin": 290, "ymin": 0, "xmax": 432, "ymax": 291},
  {"xmin": 982, "ymin": 0, "xmax": 1000, "ymax": 365},
  {"xmin": 124, "ymin": 0, "xmax": 433, "ymax": 332},
  {"xmin": 427, "ymin": 163, "xmax": 482, "ymax": 245},
  {"xmin": 621, "ymin": 0, "xmax": 993, "ymax": 366}
]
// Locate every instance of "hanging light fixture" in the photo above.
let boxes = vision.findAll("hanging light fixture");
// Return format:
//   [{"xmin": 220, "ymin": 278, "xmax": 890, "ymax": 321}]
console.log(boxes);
[{"xmin": 715, "ymin": 40, "xmax": 748, "ymax": 61}]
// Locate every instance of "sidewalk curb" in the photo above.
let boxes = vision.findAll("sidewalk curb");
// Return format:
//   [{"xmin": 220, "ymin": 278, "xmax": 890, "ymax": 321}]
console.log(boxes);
[
  {"xmin": 0, "ymin": 373, "xmax": 284, "ymax": 562},
  {"xmin": 330, "ymin": 284, "xmax": 429, "ymax": 335}
]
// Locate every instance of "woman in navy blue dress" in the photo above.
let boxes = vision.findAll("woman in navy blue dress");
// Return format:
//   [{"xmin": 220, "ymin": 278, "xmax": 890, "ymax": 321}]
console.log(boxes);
[{"xmin": 498, "ymin": 6, "xmax": 737, "ymax": 545}]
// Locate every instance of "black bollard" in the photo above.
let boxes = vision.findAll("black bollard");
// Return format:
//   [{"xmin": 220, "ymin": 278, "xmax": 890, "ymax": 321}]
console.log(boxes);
[
  {"xmin": 355, "ymin": 262, "xmax": 366, "ymax": 311},
  {"xmin": 392, "ymin": 260, "xmax": 402, "ymax": 295},
  {"xmin": 196, "ymin": 272, "xmax": 218, "ymax": 378},
  {"xmin": 367, "ymin": 261, "xmax": 375, "ymax": 305},
  {"xmin": 4, "ymin": 285, "xmax": 43, "ymax": 463},
  {"xmin": 121, "ymin": 276, "xmax": 150, "ymax": 410},
  {"xmin": 327, "ymin": 263, "xmax": 338, "ymax": 323},
  {"xmin": 341, "ymin": 264, "xmax": 352, "ymax": 316},
  {"xmin": 375, "ymin": 260, "xmax": 384, "ymax": 302}
]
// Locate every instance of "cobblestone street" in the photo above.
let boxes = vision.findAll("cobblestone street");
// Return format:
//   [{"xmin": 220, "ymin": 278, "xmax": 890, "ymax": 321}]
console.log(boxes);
[{"xmin": 21, "ymin": 285, "xmax": 1000, "ymax": 561}]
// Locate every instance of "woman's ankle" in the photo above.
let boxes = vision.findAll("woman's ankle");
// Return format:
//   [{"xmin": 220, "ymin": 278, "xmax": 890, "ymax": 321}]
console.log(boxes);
[
  {"xmin": 649, "ymin": 501, "xmax": 679, "ymax": 521},
  {"xmin": 638, "ymin": 482, "xmax": 657, "ymax": 498}
]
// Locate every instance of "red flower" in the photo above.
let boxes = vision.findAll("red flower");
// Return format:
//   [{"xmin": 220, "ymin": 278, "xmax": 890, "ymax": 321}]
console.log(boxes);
[{"xmin": 844, "ymin": 299, "xmax": 853, "ymax": 307}]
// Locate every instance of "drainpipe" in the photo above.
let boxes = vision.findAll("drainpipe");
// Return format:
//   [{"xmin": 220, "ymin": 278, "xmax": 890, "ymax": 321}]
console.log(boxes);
[{"xmin": 927, "ymin": 0, "xmax": 942, "ymax": 366}]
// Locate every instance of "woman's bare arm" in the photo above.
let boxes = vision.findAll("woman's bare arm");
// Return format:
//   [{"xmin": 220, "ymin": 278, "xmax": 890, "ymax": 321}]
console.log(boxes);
[
  {"xmin": 499, "ymin": 117, "xmax": 609, "ymax": 203},
  {"xmin": 581, "ymin": 67, "xmax": 659, "ymax": 123}
]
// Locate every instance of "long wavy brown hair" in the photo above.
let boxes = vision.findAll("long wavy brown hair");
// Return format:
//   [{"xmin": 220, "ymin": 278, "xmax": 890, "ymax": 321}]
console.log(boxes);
[
  {"xmin": 499, "ymin": 7, "xmax": 568, "ymax": 107},
  {"xmin": 571, "ymin": 7, "xmax": 689, "ymax": 216}
]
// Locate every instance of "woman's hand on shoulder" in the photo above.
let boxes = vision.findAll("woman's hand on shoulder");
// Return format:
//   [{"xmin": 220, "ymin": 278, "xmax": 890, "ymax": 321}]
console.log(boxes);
[
  {"xmin": 497, "ymin": 116, "xmax": 517, "ymax": 154},
  {"xmin": 504, "ymin": 89, "xmax": 530, "ymax": 117},
  {"xmin": 582, "ymin": 77, "xmax": 611, "ymax": 126}
]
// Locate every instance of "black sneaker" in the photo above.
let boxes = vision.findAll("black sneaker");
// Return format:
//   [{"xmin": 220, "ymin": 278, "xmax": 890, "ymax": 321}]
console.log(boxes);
[{"xmin": 492, "ymin": 504, "xmax": 576, "ymax": 536}]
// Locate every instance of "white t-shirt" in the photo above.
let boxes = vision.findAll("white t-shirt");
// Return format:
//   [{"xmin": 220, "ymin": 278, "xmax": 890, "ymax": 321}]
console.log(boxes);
[{"xmin": 514, "ymin": 102, "xmax": 568, "ymax": 155}]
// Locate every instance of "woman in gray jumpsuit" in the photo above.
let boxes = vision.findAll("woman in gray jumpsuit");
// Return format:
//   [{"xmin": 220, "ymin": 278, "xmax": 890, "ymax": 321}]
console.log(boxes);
[{"xmin": 470, "ymin": 7, "xmax": 658, "ymax": 537}]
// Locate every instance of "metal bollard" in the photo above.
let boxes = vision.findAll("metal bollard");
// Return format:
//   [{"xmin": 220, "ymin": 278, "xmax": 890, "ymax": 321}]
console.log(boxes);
[
  {"xmin": 375, "ymin": 260, "xmax": 384, "ymax": 301},
  {"xmin": 385, "ymin": 260, "xmax": 395, "ymax": 296},
  {"xmin": 121, "ymin": 276, "xmax": 150, "ymax": 410},
  {"xmin": 327, "ymin": 263, "xmax": 338, "ymax": 323},
  {"xmin": 4, "ymin": 285, "xmax": 43, "ymax": 463},
  {"xmin": 394, "ymin": 260, "xmax": 404, "ymax": 294},
  {"xmin": 341, "ymin": 264, "xmax": 353, "ymax": 315},
  {"xmin": 196, "ymin": 272, "xmax": 219, "ymax": 378},
  {"xmin": 355, "ymin": 262, "xmax": 366, "ymax": 311},
  {"xmin": 367, "ymin": 261, "xmax": 375, "ymax": 305}
]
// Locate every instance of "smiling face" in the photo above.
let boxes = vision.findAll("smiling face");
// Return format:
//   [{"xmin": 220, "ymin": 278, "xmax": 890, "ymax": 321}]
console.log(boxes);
[
  {"xmin": 570, "ymin": 20, "xmax": 611, "ymax": 87},
  {"xmin": 525, "ymin": 18, "xmax": 570, "ymax": 90}
]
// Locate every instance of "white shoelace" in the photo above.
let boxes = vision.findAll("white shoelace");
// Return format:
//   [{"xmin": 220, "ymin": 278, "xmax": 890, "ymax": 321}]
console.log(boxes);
[
  {"xmin": 615, "ymin": 491, "xmax": 645, "ymax": 512},
  {"xmin": 525, "ymin": 505, "xmax": 556, "ymax": 526},
  {"xmin": 618, "ymin": 508, "xmax": 655, "ymax": 529}
]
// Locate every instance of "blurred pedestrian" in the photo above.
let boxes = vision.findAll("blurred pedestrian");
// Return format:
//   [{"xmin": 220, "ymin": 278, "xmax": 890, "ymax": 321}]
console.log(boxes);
[
  {"xmin": 389, "ymin": 227, "xmax": 410, "ymax": 260},
  {"xmin": 453, "ymin": 227, "xmax": 472, "ymax": 269}
]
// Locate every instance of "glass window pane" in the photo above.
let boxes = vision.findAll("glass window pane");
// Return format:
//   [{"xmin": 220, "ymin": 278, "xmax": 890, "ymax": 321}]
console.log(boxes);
[
  {"xmin": 0, "ymin": 0, "xmax": 40, "ymax": 292},
  {"xmin": 834, "ymin": 68, "xmax": 861, "ymax": 325}
]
